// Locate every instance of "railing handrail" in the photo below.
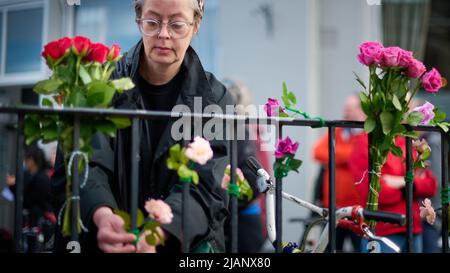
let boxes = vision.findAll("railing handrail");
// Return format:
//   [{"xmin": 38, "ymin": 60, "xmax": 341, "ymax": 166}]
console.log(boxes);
[{"xmin": 0, "ymin": 105, "xmax": 445, "ymax": 132}]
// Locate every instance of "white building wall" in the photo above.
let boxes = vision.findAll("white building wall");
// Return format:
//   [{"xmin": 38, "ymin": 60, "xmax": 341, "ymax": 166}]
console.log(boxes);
[{"xmin": 218, "ymin": 0, "xmax": 381, "ymax": 244}]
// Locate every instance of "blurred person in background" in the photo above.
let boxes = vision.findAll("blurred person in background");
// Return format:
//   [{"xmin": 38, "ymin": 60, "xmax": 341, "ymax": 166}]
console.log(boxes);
[
  {"xmin": 222, "ymin": 78, "xmax": 268, "ymax": 252},
  {"xmin": 312, "ymin": 94, "xmax": 366, "ymax": 252},
  {"xmin": 6, "ymin": 144, "xmax": 55, "ymax": 252}
]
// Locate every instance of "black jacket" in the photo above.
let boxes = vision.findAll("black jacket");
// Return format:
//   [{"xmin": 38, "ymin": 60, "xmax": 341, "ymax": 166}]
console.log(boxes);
[{"xmin": 52, "ymin": 40, "xmax": 233, "ymax": 252}]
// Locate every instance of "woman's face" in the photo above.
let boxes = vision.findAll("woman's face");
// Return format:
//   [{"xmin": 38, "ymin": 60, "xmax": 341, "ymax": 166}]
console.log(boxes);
[{"xmin": 139, "ymin": 0, "xmax": 198, "ymax": 68}]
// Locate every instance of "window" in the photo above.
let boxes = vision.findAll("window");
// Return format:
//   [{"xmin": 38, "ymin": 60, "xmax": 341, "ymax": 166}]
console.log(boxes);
[
  {"xmin": 191, "ymin": 0, "xmax": 220, "ymax": 76},
  {"xmin": 75, "ymin": 0, "xmax": 140, "ymax": 52},
  {"xmin": 5, "ymin": 7, "xmax": 43, "ymax": 74},
  {"xmin": 0, "ymin": 2, "xmax": 45, "ymax": 85},
  {"xmin": 75, "ymin": 0, "xmax": 221, "ymax": 76}
]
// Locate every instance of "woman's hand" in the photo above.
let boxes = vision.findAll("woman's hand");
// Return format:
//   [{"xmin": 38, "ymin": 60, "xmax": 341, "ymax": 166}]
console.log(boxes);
[{"xmin": 93, "ymin": 206, "xmax": 137, "ymax": 253}]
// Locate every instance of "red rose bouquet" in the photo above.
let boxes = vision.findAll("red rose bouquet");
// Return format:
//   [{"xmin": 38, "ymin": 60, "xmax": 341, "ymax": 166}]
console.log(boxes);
[{"xmin": 25, "ymin": 36, "xmax": 135, "ymax": 237}]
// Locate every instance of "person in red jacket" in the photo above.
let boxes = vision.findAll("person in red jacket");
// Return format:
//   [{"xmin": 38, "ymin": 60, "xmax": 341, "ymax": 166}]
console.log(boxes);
[
  {"xmin": 349, "ymin": 134, "xmax": 437, "ymax": 253},
  {"xmin": 313, "ymin": 94, "xmax": 365, "ymax": 252}
]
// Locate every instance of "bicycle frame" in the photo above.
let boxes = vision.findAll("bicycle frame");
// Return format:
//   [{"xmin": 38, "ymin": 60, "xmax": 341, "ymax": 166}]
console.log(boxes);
[{"xmin": 263, "ymin": 179, "xmax": 402, "ymax": 253}]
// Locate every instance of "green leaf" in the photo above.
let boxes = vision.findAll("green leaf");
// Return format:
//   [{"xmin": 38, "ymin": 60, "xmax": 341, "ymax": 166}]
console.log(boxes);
[
  {"xmin": 281, "ymin": 95, "xmax": 290, "ymax": 108},
  {"xmin": 289, "ymin": 158, "xmax": 303, "ymax": 172},
  {"xmin": 390, "ymin": 144, "xmax": 403, "ymax": 158},
  {"xmin": 407, "ymin": 112, "xmax": 424, "ymax": 126},
  {"xmin": 104, "ymin": 66, "xmax": 116, "ymax": 82},
  {"xmin": 364, "ymin": 118, "xmax": 376, "ymax": 133},
  {"xmin": 373, "ymin": 92, "xmax": 386, "ymax": 112},
  {"xmin": 282, "ymin": 82, "xmax": 288, "ymax": 97},
  {"xmin": 33, "ymin": 78, "xmax": 63, "ymax": 95},
  {"xmin": 354, "ymin": 72, "xmax": 367, "ymax": 90},
  {"xmin": 143, "ymin": 220, "xmax": 160, "ymax": 231},
  {"xmin": 420, "ymin": 148, "xmax": 431, "ymax": 161},
  {"xmin": 56, "ymin": 57, "xmax": 76, "ymax": 84},
  {"xmin": 167, "ymin": 158, "xmax": 180, "ymax": 170},
  {"xmin": 392, "ymin": 94, "xmax": 402, "ymax": 111},
  {"xmin": 288, "ymin": 92, "xmax": 297, "ymax": 105},
  {"xmin": 154, "ymin": 229, "xmax": 165, "ymax": 246},
  {"xmin": 238, "ymin": 179, "xmax": 254, "ymax": 201},
  {"xmin": 42, "ymin": 98, "xmax": 54, "ymax": 108},
  {"xmin": 380, "ymin": 111, "xmax": 394, "ymax": 135},
  {"xmin": 107, "ymin": 117, "xmax": 131, "ymax": 129},
  {"xmin": 402, "ymin": 130, "xmax": 419, "ymax": 139},
  {"xmin": 433, "ymin": 107, "xmax": 446, "ymax": 123},
  {"xmin": 145, "ymin": 233, "xmax": 157, "ymax": 246},
  {"xmin": 359, "ymin": 91, "xmax": 369, "ymax": 105},
  {"xmin": 169, "ymin": 143, "xmax": 181, "ymax": 158},
  {"xmin": 111, "ymin": 78, "xmax": 135, "ymax": 92},
  {"xmin": 177, "ymin": 165, "xmax": 191, "ymax": 180},
  {"xmin": 279, "ymin": 111, "xmax": 289, "ymax": 118},
  {"xmin": 87, "ymin": 81, "xmax": 115, "ymax": 107},
  {"xmin": 90, "ymin": 63, "xmax": 101, "ymax": 80},
  {"xmin": 114, "ymin": 209, "xmax": 131, "ymax": 230},
  {"xmin": 69, "ymin": 91, "xmax": 87, "ymax": 107},
  {"xmin": 137, "ymin": 209, "xmax": 144, "ymax": 228},
  {"xmin": 437, "ymin": 122, "xmax": 449, "ymax": 133},
  {"xmin": 42, "ymin": 123, "xmax": 58, "ymax": 141},
  {"xmin": 94, "ymin": 119, "xmax": 117, "ymax": 137},
  {"xmin": 79, "ymin": 65, "xmax": 92, "ymax": 85},
  {"xmin": 191, "ymin": 170, "xmax": 199, "ymax": 185}
]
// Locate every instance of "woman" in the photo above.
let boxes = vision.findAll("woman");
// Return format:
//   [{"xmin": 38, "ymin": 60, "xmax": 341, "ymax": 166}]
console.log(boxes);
[
  {"xmin": 52, "ymin": 0, "xmax": 233, "ymax": 253},
  {"xmin": 349, "ymin": 134, "xmax": 437, "ymax": 252}
]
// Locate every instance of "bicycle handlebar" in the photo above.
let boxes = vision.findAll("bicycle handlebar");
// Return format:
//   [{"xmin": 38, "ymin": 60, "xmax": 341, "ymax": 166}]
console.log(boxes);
[{"xmin": 362, "ymin": 209, "xmax": 406, "ymax": 226}]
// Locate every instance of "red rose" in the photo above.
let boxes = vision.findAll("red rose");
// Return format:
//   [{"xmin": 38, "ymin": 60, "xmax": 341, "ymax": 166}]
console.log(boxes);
[
  {"xmin": 86, "ymin": 43, "xmax": 110, "ymax": 64},
  {"xmin": 108, "ymin": 44, "xmax": 121, "ymax": 61},
  {"xmin": 73, "ymin": 36, "xmax": 91, "ymax": 56},
  {"xmin": 42, "ymin": 41, "xmax": 64, "ymax": 61},
  {"xmin": 58, "ymin": 37, "xmax": 72, "ymax": 55}
]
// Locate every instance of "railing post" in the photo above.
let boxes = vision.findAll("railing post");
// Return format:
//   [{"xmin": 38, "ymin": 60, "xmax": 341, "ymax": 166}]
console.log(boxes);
[
  {"xmin": 14, "ymin": 113, "xmax": 24, "ymax": 253},
  {"xmin": 327, "ymin": 126, "xmax": 336, "ymax": 253},
  {"xmin": 230, "ymin": 116, "xmax": 238, "ymax": 253},
  {"xmin": 275, "ymin": 125, "xmax": 283, "ymax": 253},
  {"xmin": 130, "ymin": 118, "xmax": 140, "ymax": 248},
  {"xmin": 405, "ymin": 136, "xmax": 413, "ymax": 253},
  {"xmin": 71, "ymin": 115, "xmax": 80, "ymax": 244},
  {"xmin": 441, "ymin": 132, "xmax": 449, "ymax": 253}
]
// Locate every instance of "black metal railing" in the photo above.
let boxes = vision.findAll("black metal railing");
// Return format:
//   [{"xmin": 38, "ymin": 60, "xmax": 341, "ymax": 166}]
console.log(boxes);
[{"xmin": 0, "ymin": 105, "xmax": 448, "ymax": 253}]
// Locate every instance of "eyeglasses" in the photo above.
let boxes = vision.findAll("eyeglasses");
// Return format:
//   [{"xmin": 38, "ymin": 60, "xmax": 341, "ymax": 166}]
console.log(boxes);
[{"xmin": 137, "ymin": 19, "xmax": 194, "ymax": 39}]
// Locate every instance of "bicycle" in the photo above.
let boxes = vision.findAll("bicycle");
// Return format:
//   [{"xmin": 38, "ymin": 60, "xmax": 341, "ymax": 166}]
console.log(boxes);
[{"xmin": 246, "ymin": 156, "xmax": 406, "ymax": 253}]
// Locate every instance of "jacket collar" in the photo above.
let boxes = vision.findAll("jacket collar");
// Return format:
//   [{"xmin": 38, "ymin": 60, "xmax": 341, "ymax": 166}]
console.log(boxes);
[
  {"xmin": 116, "ymin": 39, "xmax": 218, "ymax": 162},
  {"xmin": 117, "ymin": 39, "xmax": 218, "ymax": 110}
]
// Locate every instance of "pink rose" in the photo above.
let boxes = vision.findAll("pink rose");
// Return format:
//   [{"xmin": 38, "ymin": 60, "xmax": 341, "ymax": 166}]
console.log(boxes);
[
  {"xmin": 221, "ymin": 165, "xmax": 245, "ymax": 191},
  {"xmin": 412, "ymin": 139, "xmax": 431, "ymax": 154},
  {"xmin": 264, "ymin": 98, "xmax": 284, "ymax": 117},
  {"xmin": 413, "ymin": 101, "xmax": 435, "ymax": 125},
  {"xmin": 381, "ymin": 47, "xmax": 402, "ymax": 67},
  {"xmin": 419, "ymin": 198, "xmax": 436, "ymax": 225},
  {"xmin": 144, "ymin": 199, "xmax": 173, "ymax": 224},
  {"xmin": 407, "ymin": 58, "xmax": 426, "ymax": 79},
  {"xmin": 275, "ymin": 136, "xmax": 299, "ymax": 159},
  {"xmin": 357, "ymin": 42, "xmax": 384, "ymax": 66},
  {"xmin": 422, "ymin": 68, "xmax": 442, "ymax": 93},
  {"xmin": 398, "ymin": 50, "xmax": 413, "ymax": 68},
  {"xmin": 185, "ymin": 136, "xmax": 213, "ymax": 165}
]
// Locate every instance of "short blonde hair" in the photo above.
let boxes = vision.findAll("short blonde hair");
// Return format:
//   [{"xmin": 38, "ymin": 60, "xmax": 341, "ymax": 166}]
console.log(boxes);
[{"xmin": 134, "ymin": 0, "xmax": 203, "ymax": 23}]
